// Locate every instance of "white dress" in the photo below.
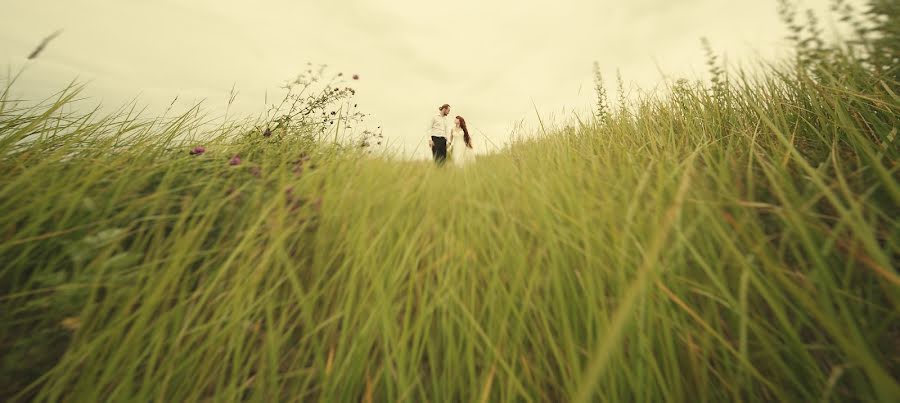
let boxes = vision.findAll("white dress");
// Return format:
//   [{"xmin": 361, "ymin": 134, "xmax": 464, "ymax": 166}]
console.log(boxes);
[{"xmin": 449, "ymin": 128, "xmax": 476, "ymax": 167}]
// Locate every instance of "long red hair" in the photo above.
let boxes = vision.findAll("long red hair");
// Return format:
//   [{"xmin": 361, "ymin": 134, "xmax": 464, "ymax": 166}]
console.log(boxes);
[{"xmin": 456, "ymin": 116, "xmax": 472, "ymax": 148}]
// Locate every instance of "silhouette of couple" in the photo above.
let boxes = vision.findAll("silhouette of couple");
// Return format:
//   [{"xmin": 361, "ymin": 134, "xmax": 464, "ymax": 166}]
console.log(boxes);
[{"xmin": 428, "ymin": 104, "xmax": 475, "ymax": 167}]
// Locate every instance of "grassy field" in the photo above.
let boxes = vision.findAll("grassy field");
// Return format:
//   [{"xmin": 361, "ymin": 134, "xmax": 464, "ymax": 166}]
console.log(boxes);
[{"xmin": 2, "ymin": 5, "xmax": 899, "ymax": 402}]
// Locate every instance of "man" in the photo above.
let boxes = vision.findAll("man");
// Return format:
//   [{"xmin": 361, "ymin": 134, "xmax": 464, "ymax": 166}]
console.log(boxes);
[{"xmin": 428, "ymin": 104, "xmax": 451, "ymax": 165}]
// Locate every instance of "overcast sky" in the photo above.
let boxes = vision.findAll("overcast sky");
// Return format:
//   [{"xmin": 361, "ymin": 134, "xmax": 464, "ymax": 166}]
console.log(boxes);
[{"xmin": 1, "ymin": 0, "xmax": 843, "ymax": 158}]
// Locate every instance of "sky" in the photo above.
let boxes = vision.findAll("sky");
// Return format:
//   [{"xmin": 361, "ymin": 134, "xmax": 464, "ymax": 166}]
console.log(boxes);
[{"xmin": 0, "ymin": 0, "xmax": 845, "ymax": 158}]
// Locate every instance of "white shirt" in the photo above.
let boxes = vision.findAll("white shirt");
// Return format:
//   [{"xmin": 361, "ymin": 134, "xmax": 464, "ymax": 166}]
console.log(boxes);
[{"xmin": 428, "ymin": 113, "xmax": 449, "ymax": 138}]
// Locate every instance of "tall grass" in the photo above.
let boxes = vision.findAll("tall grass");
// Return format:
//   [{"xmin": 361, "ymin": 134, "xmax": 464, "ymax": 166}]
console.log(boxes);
[{"xmin": 2, "ymin": 4, "xmax": 898, "ymax": 402}]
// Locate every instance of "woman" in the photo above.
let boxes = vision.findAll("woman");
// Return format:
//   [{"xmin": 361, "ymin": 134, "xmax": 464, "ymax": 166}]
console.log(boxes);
[{"xmin": 449, "ymin": 116, "xmax": 475, "ymax": 167}]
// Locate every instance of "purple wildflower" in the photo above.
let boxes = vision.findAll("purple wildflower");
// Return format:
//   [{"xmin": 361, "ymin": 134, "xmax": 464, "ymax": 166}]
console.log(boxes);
[
  {"xmin": 229, "ymin": 155, "xmax": 242, "ymax": 166},
  {"xmin": 190, "ymin": 146, "xmax": 206, "ymax": 155}
]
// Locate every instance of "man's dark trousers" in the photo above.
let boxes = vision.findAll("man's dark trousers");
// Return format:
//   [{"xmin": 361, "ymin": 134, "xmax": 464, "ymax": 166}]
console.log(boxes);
[{"xmin": 431, "ymin": 136, "xmax": 448, "ymax": 165}]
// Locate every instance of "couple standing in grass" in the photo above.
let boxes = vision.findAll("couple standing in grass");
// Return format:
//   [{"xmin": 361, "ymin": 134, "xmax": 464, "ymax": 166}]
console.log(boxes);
[{"xmin": 428, "ymin": 103, "xmax": 475, "ymax": 167}]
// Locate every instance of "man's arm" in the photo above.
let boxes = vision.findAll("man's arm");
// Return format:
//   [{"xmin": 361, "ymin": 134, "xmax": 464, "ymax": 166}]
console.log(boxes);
[{"xmin": 427, "ymin": 116, "xmax": 436, "ymax": 147}]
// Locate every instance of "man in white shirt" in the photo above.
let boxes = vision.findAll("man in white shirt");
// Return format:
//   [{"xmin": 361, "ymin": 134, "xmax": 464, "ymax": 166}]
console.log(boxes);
[{"xmin": 428, "ymin": 104, "xmax": 451, "ymax": 165}]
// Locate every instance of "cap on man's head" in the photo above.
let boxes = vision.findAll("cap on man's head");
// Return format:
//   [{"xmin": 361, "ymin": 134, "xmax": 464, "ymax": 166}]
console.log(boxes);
[{"xmin": 439, "ymin": 104, "xmax": 451, "ymax": 110}]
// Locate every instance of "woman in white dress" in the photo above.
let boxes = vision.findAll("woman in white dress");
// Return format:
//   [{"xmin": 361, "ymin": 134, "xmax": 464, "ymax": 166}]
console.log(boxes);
[{"xmin": 449, "ymin": 115, "xmax": 475, "ymax": 167}]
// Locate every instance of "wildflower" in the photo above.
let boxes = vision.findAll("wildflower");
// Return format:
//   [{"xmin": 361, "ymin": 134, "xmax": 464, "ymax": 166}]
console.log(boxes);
[
  {"xmin": 263, "ymin": 127, "xmax": 272, "ymax": 137},
  {"xmin": 330, "ymin": 111, "xmax": 336, "ymax": 116},
  {"xmin": 189, "ymin": 146, "xmax": 206, "ymax": 155},
  {"xmin": 229, "ymin": 155, "xmax": 242, "ymax": 166},
  {"xmin": 352, "ymin": 74, "xmax": 359, "ymax": 80}
]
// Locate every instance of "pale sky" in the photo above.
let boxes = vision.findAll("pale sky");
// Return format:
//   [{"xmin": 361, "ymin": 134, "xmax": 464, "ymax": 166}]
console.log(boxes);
[{"xmin": 1, "ymin": 0, "xmax": 842, "ymax": 158}]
